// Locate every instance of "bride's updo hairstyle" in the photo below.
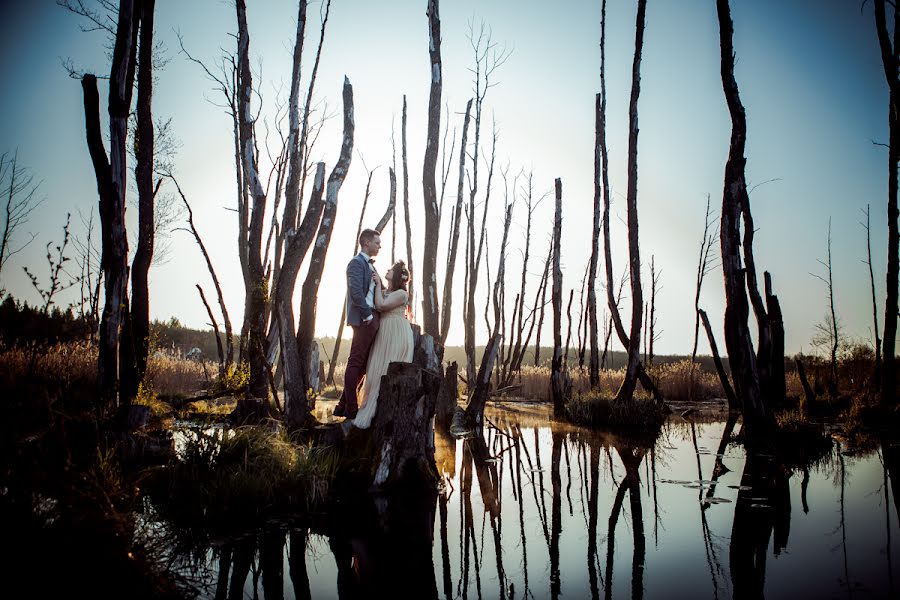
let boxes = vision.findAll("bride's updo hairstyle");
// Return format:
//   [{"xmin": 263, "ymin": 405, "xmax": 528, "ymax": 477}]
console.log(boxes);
[{"xmin": 389, "ymin": 260, "xmax": 410, "ymax": 292}]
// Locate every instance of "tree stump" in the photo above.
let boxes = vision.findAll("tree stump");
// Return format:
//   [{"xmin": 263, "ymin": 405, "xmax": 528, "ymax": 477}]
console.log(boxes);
[
  {"xmin": 371, "ymin": 362, "xmax": 441, "ymax": 489},
  {"xmin": 435, "ymin": 361, "xmax": 458, "ymax": 428}
]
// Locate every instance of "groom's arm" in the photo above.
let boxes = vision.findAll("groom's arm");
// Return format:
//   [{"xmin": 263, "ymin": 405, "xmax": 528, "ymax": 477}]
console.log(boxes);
[{"xmin": 347, "ymin": 259, "xmax": 373, "ymax": 322}]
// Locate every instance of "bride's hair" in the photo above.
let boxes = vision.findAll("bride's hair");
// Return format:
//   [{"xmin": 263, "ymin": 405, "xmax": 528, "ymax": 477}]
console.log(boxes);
[{"xmin": 388, "ymin": 260, "xmax": 410, "ymax": 292}]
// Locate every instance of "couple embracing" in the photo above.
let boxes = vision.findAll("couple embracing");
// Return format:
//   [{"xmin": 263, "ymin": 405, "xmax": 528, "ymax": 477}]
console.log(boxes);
[{"xmin": 332, "ymin": 228, "xmax": 414, "ymax": 428}]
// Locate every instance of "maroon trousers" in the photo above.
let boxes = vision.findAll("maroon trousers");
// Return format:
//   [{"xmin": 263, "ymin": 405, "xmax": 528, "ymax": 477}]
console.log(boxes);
[{"xmin": 337, "ymin": 312, "xmax": 380, "ymax": 414}]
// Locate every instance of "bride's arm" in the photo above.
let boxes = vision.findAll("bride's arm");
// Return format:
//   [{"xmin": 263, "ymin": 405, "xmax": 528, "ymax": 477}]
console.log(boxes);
[
  {"xmin": 373, "ymin": 276, "xmax": 389, "ymax": 310},
  {"xmin": 378, "ymin": 290, "xmax": 409, "ymax": 311}
]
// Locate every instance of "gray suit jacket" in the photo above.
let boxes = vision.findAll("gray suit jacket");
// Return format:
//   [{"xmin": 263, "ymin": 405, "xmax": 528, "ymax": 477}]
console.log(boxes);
[{"xmin": 346, "ymin": 253, "xmax": 375, "ymax": 327}]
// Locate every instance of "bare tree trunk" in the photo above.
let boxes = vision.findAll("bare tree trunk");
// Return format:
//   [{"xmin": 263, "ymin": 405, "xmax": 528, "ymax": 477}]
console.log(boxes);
[
  {"xmin": 588, "ymin": 1, "xmax": 607, "ymax": 390},
  {"xmin": 122, "ymin": 0, "xmax": 156, "ymax": 403},
  {"xmin": 699, "ymin": 308, "xmax": 739, "ymax": 411},
  {"xmin": 196, "ymin": 284, "xmax": 226, "ymax": 376},
  {"xmin": 551, "ymin": 179, "xmax": 567, "ymax": 418},
  {"xmin": 875, "ymin": 0, "xmax": 899, "ymax": 405},
  {"xmin": 438, "ymin": 99, "xmax": 472, "ymax": 345},
  {"xmin": 716, "ymin": 0, "xmax": 772, "ymax": 439},
  {"xmin": 614, "ymin": 0, "xmax": 647, "ymax": 405},
  {"xmin": 421, "ymin": 0, "xmax": 442, "ymax": 337},
  {"xmin": 691, "ymin": 195, "xmax": 716, "ymax": 399},
  {"xmin": 463, "ymin": 333, "xmax": 501, "ymax": 432},
  {"xmin": 276, "ymin": 163, "xmax": 325, "ymax": 428},
  {"xmin": 596, "ymin": 0, "xmax": 662, "ymax": 405},
  {"xmin": 171, "ymin": 176, "xmax": 234, "ymax": 373},
  {"xmin": 294, "ymin": 79, "xmax": 354, "ymax": 420},
  {"xmin": 401, "ymin": 95, "xmax": 414, "ymax": 313},
  {"xmin": 82, "ymin": 0, "xmax": 139, "ymax": 411},
  {"xmin": 440, "ymin": 98, "xmax": 472, "ymax": 343},
  {"xmin": 565, "ymin": 289, "xmax": 575, "ymax": 372},
  {"xmin": 648, "ymin": 255, "xmax": 658, "ymax": 368},
  {"xmin": 236, "ymin": 0, "xmax": 270, "ymax": 400},
  {"xmin": 863, "ymin": 204, "xmax": 883, "ymax": 386}
]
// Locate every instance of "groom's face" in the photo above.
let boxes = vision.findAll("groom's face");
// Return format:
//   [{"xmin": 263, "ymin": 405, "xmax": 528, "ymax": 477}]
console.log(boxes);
[{"xmin": 364, "ymin": 234, "xmax": 382, "ymax": 257}]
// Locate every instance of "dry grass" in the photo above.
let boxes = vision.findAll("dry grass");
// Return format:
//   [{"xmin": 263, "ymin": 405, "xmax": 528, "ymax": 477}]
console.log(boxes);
[
  {"xmin": 145, "ymin": 347, "xmax": 217, "ymax": 396},
  {"xmin": 490, "ymin": 359, "xmax": 725, "ymax": 403},
  {"xmin": 0, "ymin": 341, "xmax": 218, "ymax": 401}
]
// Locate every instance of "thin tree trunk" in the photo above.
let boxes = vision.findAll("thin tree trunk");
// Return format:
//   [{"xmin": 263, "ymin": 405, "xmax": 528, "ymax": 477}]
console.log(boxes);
[
  {"xmin": 875, "ymin": 0, "xmax": 899, "ymax": 405},
  {"xmin": 614, "ymin": 0, "xmax": 647, "ymax": 405},
  {"xmin": 170, "ymin": 176, "xmax": 234, "ymax": 370},
  {"xmin": 438, "ymin": 99, "xmax": 472, "ymax": 345},
  {"xmin": 196, "ymin": 284, "xmax": 225, "ymax": 376},
  {"xmin": 401, "ymin": 95, "xmax": 414, "ymax": 313},
  {"xmin": 276, "ymin": 163, "xmax": 326, "ymax": 428},
  {"xmin": 716, "ymin": 0, "xmax": 771, "ymax": 439},
  {"xmin": 236, "ymin": 0, "xmax": 270, "ymax": 400},
  {"xmin": 699, "ymin": 308, "xmax": 739, "ymax": 411},
  {"xmin": 83, "ymin": 0, "xmax": 139, "ymax": 411},
  {"xmin": 421, "ymin": 0, "xmax": 442, "ymax": 337},
  {"xmin": 551, "ymin": 178, "xmax": 566, "ymax": 418},
  {"xmin": 122, "ymin": 0, "xmax": 156, "ymax": 403},
  {"xmin": 588, "ymin": 12, "xmax": 604, "ymax": 389},
  {"xmin": 864, "ymin": 204, "xmax": 883, "ymax": 386},
  {"xmin": 596, "ymin": 0, "xmax": 663, "ymax": 405},
  {"xmin": 287, "ymin": 77, "xmax": 354, "ymax": 426}
]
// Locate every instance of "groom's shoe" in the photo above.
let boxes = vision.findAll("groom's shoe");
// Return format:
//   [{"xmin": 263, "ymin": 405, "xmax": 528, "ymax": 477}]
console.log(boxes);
[{"xmin": 344, "ymin": 407, "xmax": 358, "ymax": 419}]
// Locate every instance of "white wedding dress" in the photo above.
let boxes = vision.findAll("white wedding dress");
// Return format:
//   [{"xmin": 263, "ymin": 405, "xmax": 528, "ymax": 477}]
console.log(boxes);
[{"xmin": 352, "ymin": 291, "xmax": 414, "ymax": 429}]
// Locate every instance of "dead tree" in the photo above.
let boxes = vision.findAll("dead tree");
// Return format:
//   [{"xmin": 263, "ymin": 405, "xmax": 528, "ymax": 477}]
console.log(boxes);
[
  {"xmin": 421, "ymin": 0, "xmax": 442, "ymax": 337},
  {"xmin": 0, "ymin": 151, "xmax": 42, "ymax": 280},
  {"xmin": 647, "ymin": 255, "xmax": 660, "ymax": 368},
  {"xmin": 169, "ymin": 175, "xmax": 234, "ymax": 373},
  {"xmin": 80, "ymin": 0, "xmax": 139, "ymax": 410},
  {"xmin": 401, "ymin": 95, "xmax": 414, "ymax": 313},
  {"xmin": 463, "ymin": 179, "xmax": 513, "ymax": 431},
  {"xmin": 550, "ymin": 178, "xmax": 567, "ymax": 418},
  {"xmin": 294, "ymin": 79, "xmax": 353, "ymax": 418},
  {"xmin": 587, "ymin": 0, "xmax": 607, "ymax": 389},
  {"xmin": 874, "ymin": 0, "xmax": 899, "ymax": 405},
  {"xmin": 716, "ymin": 0, "xmax": 776, "ymax": 438},
  {"xmin": 465, "ymin": 124, "xmax": 498, "ymax": 384},
  {"xmin": 615, "ymin": 0, "xmax": 647, "ymax": 404},
  {"xmin": 121, "ymin": 0, "xmax": 156, "ymax": 403},
  {"xmin": 235, "ymin": 0, "xmax": 271, "ymax": 399},
  {"xmin": 438, "ymin": 99, "xmax": 472, "ymax": 345},
  {"xmin": 462, "ymin": 22, "xmax": 509, "ymax": 387},
  {"xmin": 811, "ymin": 218, "xmax": 840, "ymax": 396},
  {"xmin": 862, "ymin": 204, "xmax": 882, "ymax": 386},
  {"xmin": 699, "ymin": 308, "xmax": 739, "ymax": 411},
  {"xmin": 596, "ymin": 0, "xmax": 662, "ymax": 405},
  {"xmin": 577, "ymin": 265, "xmax": 589, "ymax": 372},
  {"xmin": 691, "ymin": 195, "xmax": 718, "ymax": 397},
  {"xmin": 498, "ymin": 171, "xmax": 545, "ymax": 385},
  {"xmin": 275, "ymin": 163, "xmax": 325, "ymax": 428}
]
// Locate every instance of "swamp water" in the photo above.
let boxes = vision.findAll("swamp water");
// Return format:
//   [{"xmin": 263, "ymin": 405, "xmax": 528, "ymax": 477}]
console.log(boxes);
[{"xmin": 151, "ymin": 404, "xmax": 900, "ymax": 599}]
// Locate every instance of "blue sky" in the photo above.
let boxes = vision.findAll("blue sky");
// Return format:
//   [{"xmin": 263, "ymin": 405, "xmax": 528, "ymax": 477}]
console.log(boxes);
[{"xmin": 0, "ymin": 0, "xmax": 892, "ymax": 357}]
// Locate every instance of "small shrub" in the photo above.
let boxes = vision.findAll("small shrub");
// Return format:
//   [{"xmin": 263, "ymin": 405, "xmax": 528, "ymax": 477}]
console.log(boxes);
[{"xmin": 566, "ymin": 390, "xmax": 667, "ymax": 431}]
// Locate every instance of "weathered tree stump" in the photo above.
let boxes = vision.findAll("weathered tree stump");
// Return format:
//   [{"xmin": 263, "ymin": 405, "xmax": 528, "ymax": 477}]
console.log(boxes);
[
  {"xmin": 371, "ymin": 362, "xmax": 441, "ymax": 490},
  {"xmin": 366, "ymin": 326, "xmax": 448, "ymax": 490},
  {"xmin": 435, "ymin": 361, "xmax": 458, "ymax": 427}
]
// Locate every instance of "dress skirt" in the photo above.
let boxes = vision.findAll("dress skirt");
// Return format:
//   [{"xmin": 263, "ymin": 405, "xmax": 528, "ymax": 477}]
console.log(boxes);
[{"xmin": 352, "ymin": 309, "xmax": 413, "ymax": 429}]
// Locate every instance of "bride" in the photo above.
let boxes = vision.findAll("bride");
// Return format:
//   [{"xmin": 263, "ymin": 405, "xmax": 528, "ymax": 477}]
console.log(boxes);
[{"xmin": 352, "ymin": 260, "xmax": 414, "ymax": 429}]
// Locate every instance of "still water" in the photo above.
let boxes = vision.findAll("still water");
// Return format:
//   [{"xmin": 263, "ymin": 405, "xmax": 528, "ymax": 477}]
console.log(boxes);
[{"xmin": 156, "ymin": 404, "xmax": 900, "ymax": 599}]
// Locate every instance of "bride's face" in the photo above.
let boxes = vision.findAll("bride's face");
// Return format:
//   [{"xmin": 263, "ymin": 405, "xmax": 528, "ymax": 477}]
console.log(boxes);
[{"xmin": 384, "ymin": 267, "xmax": 394, "ymax": 287}]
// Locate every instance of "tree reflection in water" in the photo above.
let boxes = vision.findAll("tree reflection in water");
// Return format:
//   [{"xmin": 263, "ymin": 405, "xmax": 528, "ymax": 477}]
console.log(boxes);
[{"xmin": 144, "ymin": 406, "xmax": 900, "ymax": 598}]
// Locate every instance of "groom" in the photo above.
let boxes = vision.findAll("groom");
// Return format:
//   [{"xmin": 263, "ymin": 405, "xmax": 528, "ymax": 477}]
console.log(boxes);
[{"xmin": 333, "ymin": 228, "xmax": 382, "ymax": 418}]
